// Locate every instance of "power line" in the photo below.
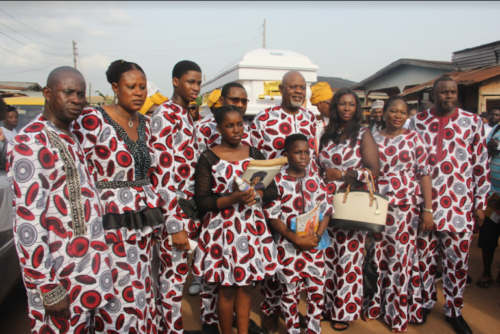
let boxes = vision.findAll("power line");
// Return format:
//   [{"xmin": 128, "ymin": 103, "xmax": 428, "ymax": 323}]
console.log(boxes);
[
  {"xmin": 80, "ymin": 27, "xmax": 262, "ymax": 45},
  {"xmin": 0, "ymin": 8, "xmax": 69, "ymax": 44},
  {"xmin": 0, "ymin": 31, "xmax": 68, "ymax": 56},
  {"xmin": 0, "ymin": 45, "xmax": 67, "ymax": 64},
  {"xmin": 0, "ymin": 21, "xmax": 71, "ymax": 49},
  {"xmin": 0, "ymin": 54, "xmax": 72, "ymax": 75}
]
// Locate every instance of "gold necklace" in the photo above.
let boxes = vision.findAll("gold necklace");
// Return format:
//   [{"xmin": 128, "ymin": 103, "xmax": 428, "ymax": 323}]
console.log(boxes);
[{"xmin": 113, "ymin": 103, "xmax": 137, "ymax": 128}]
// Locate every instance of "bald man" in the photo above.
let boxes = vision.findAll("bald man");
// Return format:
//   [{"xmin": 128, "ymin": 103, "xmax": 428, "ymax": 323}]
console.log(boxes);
[
  {"xmin": 7, "ymin": 67, "xmax": 113, "ymax": 333},
  {"xmin": 250, "ymin": 71, "xmax": 316, "ymax": 333}
]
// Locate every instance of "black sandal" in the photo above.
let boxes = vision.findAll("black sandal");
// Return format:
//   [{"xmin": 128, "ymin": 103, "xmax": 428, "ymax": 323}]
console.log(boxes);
[
  {"xmin": 331, "ymin": 321, "xmax": 349, "ymax": 332},
  {"xmin": 476, "ymin": 276, "xmax": 493, "ymax": 289}
]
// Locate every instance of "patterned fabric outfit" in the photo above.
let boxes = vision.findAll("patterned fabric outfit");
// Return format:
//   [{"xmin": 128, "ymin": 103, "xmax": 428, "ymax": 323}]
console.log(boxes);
[
  {"xmin": 362, "ymin": 130, "xmax": 429, "ymax": 332},
  {"xmin": 196, "ymin": 113, "xmax": 252, "ymax": 152},
  {"xmin": 264, "ymin": 169, "xmax": 333, "ymax": 334},
  {"xmin": 8, "ymin": 116, "xmax": 113, "ymax": 333},
  {"xmin": 193, "ymin": 148, "xmax": 279, "ymax": 323},
  {"xmin": 150, "ymin": 100, "xmax": 200, "ymax": 333},
  {"xmin": 250, "ymin": 104, "xmax": 318, "ymax": 315},
  {"xmin": 409, "ymin": 108, "xmax": 490, "ymax": 318},
  {"xmin": 73, "ymin": 107, "xmax": 165, "ymax": 334},
  {"xmin": 318, "ymin": 126, "xmax": 370, "ymax": 322}
]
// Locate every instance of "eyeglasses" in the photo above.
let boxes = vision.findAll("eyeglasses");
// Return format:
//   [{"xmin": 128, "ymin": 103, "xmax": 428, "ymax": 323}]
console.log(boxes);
[
  {"xmin": 226, "ymin": 97, "xmax": 249, "ymax": 105},
  {"xmin": 187, "ymin": 106, "xmax": 197, "ymax": 111},
  {"xmin": 320, "ymin": 101, "xmax": 331, "ymax": 105}
]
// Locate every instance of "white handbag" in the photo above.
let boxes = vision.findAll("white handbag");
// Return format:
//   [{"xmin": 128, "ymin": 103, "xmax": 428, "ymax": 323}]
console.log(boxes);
[{"xmin": 331, "ymin": 169, "xmax": 389, "ymax": 232}]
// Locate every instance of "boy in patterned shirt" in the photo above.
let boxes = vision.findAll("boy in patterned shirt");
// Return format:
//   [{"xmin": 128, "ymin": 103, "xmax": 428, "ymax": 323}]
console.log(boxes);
[{"xmin": 264, "ymin": 134, "xmax": 333, "ymax": 334}]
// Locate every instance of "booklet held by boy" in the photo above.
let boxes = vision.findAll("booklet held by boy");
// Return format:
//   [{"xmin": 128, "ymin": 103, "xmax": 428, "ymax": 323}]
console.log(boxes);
[
  {"xmin": 295, "ymin": 201, "xmax": 321, "ymax": 236},
  {"xmin": 241, "ymin": 157, "xmax": 287, "ymax": 190}
]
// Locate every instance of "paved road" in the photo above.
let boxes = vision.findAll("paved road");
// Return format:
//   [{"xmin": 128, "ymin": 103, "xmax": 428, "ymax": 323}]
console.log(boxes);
[{"xmin": 2, "ymin": 235, "xmax": 500, "ymax": 334}]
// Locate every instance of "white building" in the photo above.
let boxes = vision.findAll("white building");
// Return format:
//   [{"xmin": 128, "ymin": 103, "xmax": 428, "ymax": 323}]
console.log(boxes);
[{"xmin": 200, "ymin": 49, "xmax": 319, "ymax": 116}]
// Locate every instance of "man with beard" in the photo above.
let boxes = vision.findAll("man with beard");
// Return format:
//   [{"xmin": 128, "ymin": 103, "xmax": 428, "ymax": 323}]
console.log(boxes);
[
  {"xmin": 368, "ymin": 99, "xmax": 385, "ymax": 133},
  {"xmin": 409, "ymin": 76, "xmax": 489, "ymax": 334},
  {"xmin": 251, "ymin": 70, "xmax": 316, "ymax": 333}
]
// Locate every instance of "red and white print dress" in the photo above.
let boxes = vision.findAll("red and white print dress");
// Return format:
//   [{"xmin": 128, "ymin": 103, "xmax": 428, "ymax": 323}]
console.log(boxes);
[
  {"xmin": 73, "ymin": 107, "xmax": 164, "ymax": 334},
  {"xmin": 318, "ymin": 126, "xmax": 370, "ymax": 322},
  {"xmin": 196, "ymin": 113, "xmax": 252, "ymax": 152},
  {"xmin": 409, "ymin": 108, "xmax": 490, "ymax": 319},
  {"xmin": 8, "ymin": 116, "xmax": 113, "ymax": 333},
  {"xmin": 193, "ymin": 149, "xmax": 279, "ymax": 286},
  {"xmin": 151, "ymin": 100, "xmax": 200, "ymax": 333},
  {"xmin": 363, "ymin": 130, "xmax": 429, "ymax": 332},
  {"xmin": 264, "ymin": 169, "xmax": 333, "ymax": 334}
]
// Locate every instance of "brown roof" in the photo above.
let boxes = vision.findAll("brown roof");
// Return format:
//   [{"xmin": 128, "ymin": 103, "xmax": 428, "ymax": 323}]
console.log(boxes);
[{"xmin": 400, "ymin": 65, "xmax": 500, "ymax": 97}]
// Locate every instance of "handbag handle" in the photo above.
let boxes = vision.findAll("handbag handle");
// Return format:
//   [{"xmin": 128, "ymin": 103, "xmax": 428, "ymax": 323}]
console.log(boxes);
[{"xmin": 342, "ymin": 168, "xmax": 376, "ymax": 207}]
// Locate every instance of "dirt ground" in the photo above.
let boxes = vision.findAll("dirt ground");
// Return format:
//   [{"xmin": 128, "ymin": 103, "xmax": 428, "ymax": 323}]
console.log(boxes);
[{"xmin": 1, "ymin": 234, "xmax": 499, "ymax": 334}]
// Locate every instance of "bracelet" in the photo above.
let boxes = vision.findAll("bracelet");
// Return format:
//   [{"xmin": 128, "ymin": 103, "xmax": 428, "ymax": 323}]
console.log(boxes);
[
  {"xmin": 422, "ymin": 207, "xmax": 433, "ymax": 214},
  {"xmin": 315, "ymin": 233, "xmax": 321, "ymax": 240},
  {"xmin": 341, "ymin": 170, "xmax": 346, "ymax": 181}
]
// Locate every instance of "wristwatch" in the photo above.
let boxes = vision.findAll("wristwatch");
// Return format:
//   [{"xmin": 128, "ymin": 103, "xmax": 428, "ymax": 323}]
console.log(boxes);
[
  {"xmin": 341, "ymin": 169, "xmax": 346, "ymax": 181},
  {"xmin": 315, "ymin": 233, "xmax": 321, "ymax": 240},
  {"xmin": 422, "ymin": 208, "xmax": 433, "ymax": 213}
]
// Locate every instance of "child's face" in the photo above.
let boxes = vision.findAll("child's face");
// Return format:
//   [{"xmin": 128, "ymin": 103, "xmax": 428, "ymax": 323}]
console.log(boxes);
[
  {"xmin": 285, "ymin": 140, "xmax": 310, "ymax": 172},
  {"xmin": 252, "ymin": 177, "xmax": 261, "ymax": 185},
  {"xmin": 217, "ymin": 111, "xmax": 244, "ymax": 146}
]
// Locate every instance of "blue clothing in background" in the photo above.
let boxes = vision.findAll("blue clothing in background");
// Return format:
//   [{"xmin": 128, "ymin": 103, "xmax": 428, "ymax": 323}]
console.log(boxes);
[{"xmin": 487, "ymin": 124, "xmax": 500, "ymax": 195}]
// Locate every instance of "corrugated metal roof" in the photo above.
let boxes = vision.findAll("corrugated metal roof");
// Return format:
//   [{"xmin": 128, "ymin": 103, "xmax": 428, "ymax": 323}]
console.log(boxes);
[
  {"xmin": 453, "ymin": 40, "xmax": 500, "ymax": 54},
  {"xmin": 313, "ymin": 76, "xmax": 357, "ymax": 89},
  {"xmin": 351, "ymin": 59, "xmax": 454, "ymax": 90},
  {"xmin": 0, "ymin": 81, "xmax": 42, "ymax": 91},
  {"xmin": 400, "ymin": 65, "xmax": 500, "ymax": 97}
]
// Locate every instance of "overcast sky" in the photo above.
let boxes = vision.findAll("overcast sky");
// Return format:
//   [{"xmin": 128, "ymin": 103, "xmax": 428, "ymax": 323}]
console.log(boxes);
[{"xmin": 0, "ymin": 1, "xmax": 499, "ymax": 97}]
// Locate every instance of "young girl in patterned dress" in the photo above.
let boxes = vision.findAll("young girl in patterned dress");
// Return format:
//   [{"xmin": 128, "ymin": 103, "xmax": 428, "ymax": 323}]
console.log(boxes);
[
  {"xmin": 361, "ymin": 96, "xmax": 433, "ymax": 332},
  {"xmin": 194, "ymin": 105, "xmax": 279, "ymax": 334}
]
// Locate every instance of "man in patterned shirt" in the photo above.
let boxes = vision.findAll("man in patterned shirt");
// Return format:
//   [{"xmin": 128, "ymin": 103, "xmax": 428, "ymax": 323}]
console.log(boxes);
[
  {"xmin": 7, "ymin": 67, "xmax": 114, "ymax": 333},
  {"xmin": 409, "ymin": 76, "xmax": 489, "ymax": 334},
  {"xmin": 151, "ymin": 60, "xmax": 202, "ymax": 334},
  {"xmin": 251, "ymin": 70, "xmax": 316, "ymax": 333},
  {"xmin": 196, "ymin": 82, "xmax": 252, "ymax": 153}
]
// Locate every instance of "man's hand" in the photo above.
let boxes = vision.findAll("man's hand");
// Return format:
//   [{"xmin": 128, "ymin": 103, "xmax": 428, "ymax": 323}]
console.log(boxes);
[
  {"xmin": 294, "ymin": 235, "xmax": 318, "ymax": 252},
  {"xmin": 324, "ymin": 168, "xmax": 342, "ymax": 183},
  {"xmin": 474, "ymin": 209, "xmax": 485, "ymax": 227},
  {"xmin": 171, "ymin": 230, "xmax": 190, "ymax": 251},
  {"xmin": 44, "ymin": 294, "xmax": 70, "ymax": 321},
  {"xmin": 487, "ymin": 140, "xmax": 498, "ymax": 156},
  {"xmin": 419, "ymin": 211, "xmax": 434, "ymax": 231}
]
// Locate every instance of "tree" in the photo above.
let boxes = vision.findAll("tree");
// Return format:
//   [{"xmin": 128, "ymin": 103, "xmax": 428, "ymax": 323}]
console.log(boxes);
[{"xmin": 95, "ymin": 90, "xmax": 113, "ymax": 104}]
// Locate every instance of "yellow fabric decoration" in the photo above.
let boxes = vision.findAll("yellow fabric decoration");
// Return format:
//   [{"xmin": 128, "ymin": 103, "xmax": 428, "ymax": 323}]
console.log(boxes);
[
  {"xmin": 207, "ymin": 89, "xmax": 222, "ymax": 108},
  {"xmin": 139, "ymin": 92, "xmax": 168, "ymax": 115},
  {"xmin": 310, "ymin": 82, "xmax": 333, "ymax": 105}
]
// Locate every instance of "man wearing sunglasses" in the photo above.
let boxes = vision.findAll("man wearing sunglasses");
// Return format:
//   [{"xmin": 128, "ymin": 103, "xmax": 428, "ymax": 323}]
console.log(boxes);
[
  {"xmin": 196, "ymin": 82, "xmax": 252, "ymax": 153},
  {"xmin": 188, "ymin": 101, "xmax": 200, "ymax": 124}
]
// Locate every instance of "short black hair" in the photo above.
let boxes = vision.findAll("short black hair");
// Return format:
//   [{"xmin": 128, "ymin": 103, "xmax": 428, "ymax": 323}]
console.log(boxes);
[
  {"xmin": 284, "ymin": 133, "xmax": 309, "ymax": 153},
  {"xmin": 6, "ymin": 105, "xmax": 18, "ymax": 115},
  {"xmin": 106, "ymin": 60, "xmax": 145, "ymax": 84},
  {"xmin": 488, "ymin": 106, "xmax": 500, "ymax": 114},
  {"xmin": 433, "ymin": 76, "xmax": 455, "ymax": 91},
  {"xmin": 383, "ymin": 95, "xmax": 408, "ymax": 112},
  {"xmin": 221, "ymin": 82, "xmax": 246, "ymax": 98},
  {"xmin": 214, "ymin": 105, "xmax": 243, "ymax": 125},
  {"xmin": 172, "ymin": 60, "xmax": 201, "ymax": 79}
]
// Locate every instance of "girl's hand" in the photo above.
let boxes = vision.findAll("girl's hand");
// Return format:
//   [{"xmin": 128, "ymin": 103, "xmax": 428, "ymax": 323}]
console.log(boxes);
[
  {"xmin": 324, "ymin": 168, "xmax": 342, "ymax": 182},
  {"xmin": 232, "ymin": 186, "xmax": 256, "ymax": 206},
  {"xmin": 294, "ymin": 235, "xmax": 318, "ymax": 251},
  {"xmin": 419, "ymin": 211, "xmax": 434, "ymax": 231}
]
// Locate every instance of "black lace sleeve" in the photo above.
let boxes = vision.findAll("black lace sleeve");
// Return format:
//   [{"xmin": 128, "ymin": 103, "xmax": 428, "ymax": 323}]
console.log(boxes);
[
  {"xmin": 195, "ymin": 150, "xmax": 220, "ymax": 216},
  {"xmin": 250, "ymin": 147, "xmax": 279, "ymax": 203}
]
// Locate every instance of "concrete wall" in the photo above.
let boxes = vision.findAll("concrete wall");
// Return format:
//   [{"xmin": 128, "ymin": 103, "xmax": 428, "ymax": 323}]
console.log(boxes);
[{"xmin": 365, "ymin": 65, "xmax": 452, "ymax": 93}]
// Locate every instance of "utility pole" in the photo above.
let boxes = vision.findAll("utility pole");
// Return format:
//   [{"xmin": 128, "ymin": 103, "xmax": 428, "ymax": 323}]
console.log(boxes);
[
  {"xmin": 88, "ymin": 83, "xmax": 91, "ymax": 106},
  {"xmin": 72, "ymin": 40, "xmax": 78, "ymax": 69},
  {"xmin": 263, "ymin": 19, "xmax": 266, "ymax": 49}
]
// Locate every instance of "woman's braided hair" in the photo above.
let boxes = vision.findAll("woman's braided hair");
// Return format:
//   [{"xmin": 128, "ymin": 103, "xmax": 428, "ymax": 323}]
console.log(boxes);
[{"xmin": 105, "ymin": 59, "xmax": 145, "ymax": 84}]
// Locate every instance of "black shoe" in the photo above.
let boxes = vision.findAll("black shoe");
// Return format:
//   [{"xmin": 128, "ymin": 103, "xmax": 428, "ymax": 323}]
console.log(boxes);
[
  {"xmin": 202, "ymin": 324, "xmax": 220, "ymax": 334},
  {"xmin": 466, "ymin": 275, "xmax": 473, "ymax": 286},
  {"xmin": 248, "ymin": 319, "xmax": 265, "ymax": 334},
  {"xmin": 412, "ymin": 308, "xmax": 431, "ymax": 325},
  {"xmin": 262, "ymin": 314, "xmax": 279, "ymax": 334},
  {"xmin": 436, "ymin": 271, "xmax": 443, "ymax": 282},
  {"xmin": 445, "ymin": 315, "xmax": 473, "ymax": 334}
]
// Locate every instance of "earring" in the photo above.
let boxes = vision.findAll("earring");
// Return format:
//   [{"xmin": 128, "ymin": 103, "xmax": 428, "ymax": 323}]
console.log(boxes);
[{"xmin": 113, "ymin": 95, "xmax": 118, "ymax": 105}]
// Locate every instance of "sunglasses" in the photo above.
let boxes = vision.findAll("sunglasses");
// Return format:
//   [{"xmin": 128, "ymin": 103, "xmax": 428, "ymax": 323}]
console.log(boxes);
[
  {"xmin": 226, "ymin": 97, "xmax": 249, "ymax": 105},
  {"xmin": 187, "ymin": 106, "xmax": 197, "ymax": 111}
]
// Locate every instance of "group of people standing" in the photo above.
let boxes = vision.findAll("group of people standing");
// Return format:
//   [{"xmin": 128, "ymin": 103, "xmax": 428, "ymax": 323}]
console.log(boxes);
[{"xmin": 6, "ymin": 58, "xmax": 488, "ymax": 334}]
